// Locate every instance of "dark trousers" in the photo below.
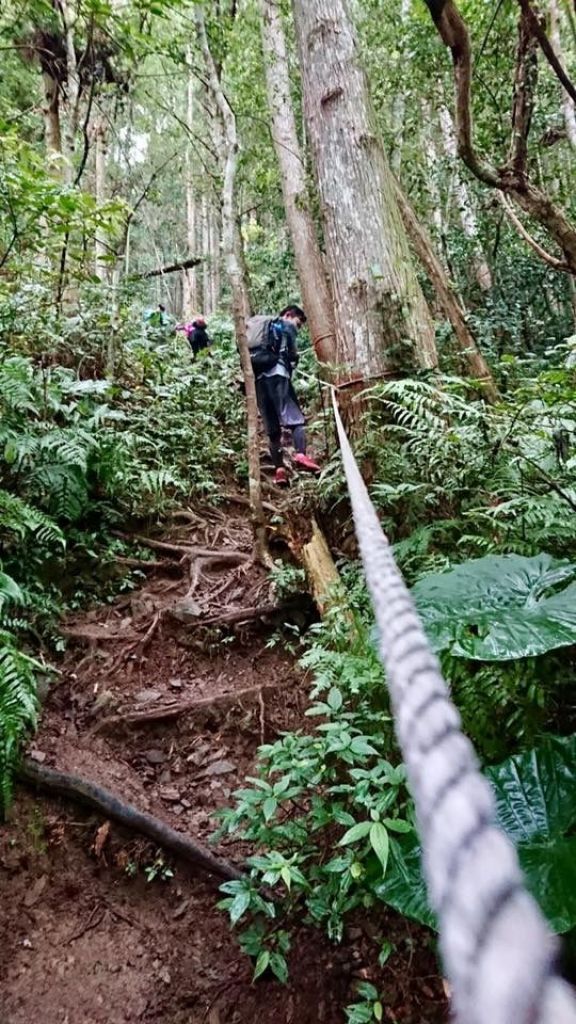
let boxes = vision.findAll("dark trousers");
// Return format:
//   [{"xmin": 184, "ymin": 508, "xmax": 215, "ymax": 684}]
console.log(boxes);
[{"xmin": 255, "ymin": 374, "xmax": 306, "ymax": 468}]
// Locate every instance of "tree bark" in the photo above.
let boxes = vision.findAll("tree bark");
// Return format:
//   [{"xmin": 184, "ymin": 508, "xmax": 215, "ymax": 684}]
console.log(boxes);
[
  {"xmin": 196, "ymin": 8, "xmax": 268, "ymax": 564},
  {"xmin": 394, "ymin": 180, "xmax": 499, "ymax": 402},
  {"xmin": 549, "ymin": 0, "xmax": 576, "ymax": 148},
  {"xmin": 292, "ymin": 0, "xmax": 438, "ymax": 385},
  {"xmin": 40, "ymin": 71, "xmax": 62, "ymax": 161},
  {"xmin": 260, "ymin": 0, "xmax": 336, "ymax": 364}
]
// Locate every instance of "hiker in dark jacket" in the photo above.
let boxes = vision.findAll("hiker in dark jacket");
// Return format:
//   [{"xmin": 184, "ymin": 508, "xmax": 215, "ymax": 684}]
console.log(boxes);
[
  {"xmin": 251, "ymin": 304, "xmax": 321, "ymax": 487},
  {"xmin": 176, "ymin": 316, "xmax": 212, "ymax": 359}
]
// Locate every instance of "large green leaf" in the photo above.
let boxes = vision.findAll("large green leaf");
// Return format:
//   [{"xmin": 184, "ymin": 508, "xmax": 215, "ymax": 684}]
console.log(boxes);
[
  {"xmin": 373, "ymin": 833, "xmax": 436, "ymax": 930},
  {"xmin": 412, "ymin": 553, "xmax": 576, "ymax": 660},
  {"xmin": 518, "ymin": 838, "xmax": 576, "ymax": 935},
  {"xmin": 485, "ymin": 734, "xmax": 576, "ymax": 841},
  {"xmin": 373, "ymin": 736, "xmax": 576, "ymax": 934}
]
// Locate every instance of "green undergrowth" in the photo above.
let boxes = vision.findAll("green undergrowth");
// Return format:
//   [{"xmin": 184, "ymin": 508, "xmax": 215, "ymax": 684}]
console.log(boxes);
[
  {"xmin": 216, "ymin": 552, "xmax": 576, "ymax": 983},
  {"xmin": 216, "ymin": 357, "xmax": 576, "ymax": 984},
  {"xmin": 0, "ymin": 292, "xmax": 245, "ymax": 808}
]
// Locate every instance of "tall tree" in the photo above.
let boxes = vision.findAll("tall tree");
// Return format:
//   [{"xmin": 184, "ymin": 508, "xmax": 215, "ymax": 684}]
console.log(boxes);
[
  {"xmin": 291, "ymin": 0, "xmax": 438, "ymax": 389},
  {"xmin": 182, "ymin": 51, "xmax": 199, "ymax": 318},
  {"xmin": 196, "ymin": 6, "xmax": 268, "ymax": 562},
  {"xmin": 259, "ymin": 0, "xmax": 336, "ymax": 364}
]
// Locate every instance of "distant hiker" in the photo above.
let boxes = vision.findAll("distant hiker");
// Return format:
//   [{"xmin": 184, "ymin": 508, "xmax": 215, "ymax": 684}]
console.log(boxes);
[
  {"xmin": 176, "ymin": 316, "xmax": 212, "ymax": 360},
  {"xmin": 247, "ymin": 304, "xmax": 320, "ymax": 487},
  {"xmin": 145, "ymin": 304, "xmax": 169, "ymax": 328}
]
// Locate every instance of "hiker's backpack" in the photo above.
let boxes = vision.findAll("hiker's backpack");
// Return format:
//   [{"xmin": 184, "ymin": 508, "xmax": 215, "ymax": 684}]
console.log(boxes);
[{"xmin": 246, "ymin": 315, "xmax": 284, "ymax": 373}]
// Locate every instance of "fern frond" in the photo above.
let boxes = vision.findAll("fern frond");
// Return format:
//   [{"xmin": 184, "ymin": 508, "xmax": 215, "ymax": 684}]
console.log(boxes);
[
  {"xmin": 0, "ymin": 633, "xmax": 40, "ymax": 812},
  {"xmin": 0, "ymin": 489, "xmax": 64, "ymax": 545}
]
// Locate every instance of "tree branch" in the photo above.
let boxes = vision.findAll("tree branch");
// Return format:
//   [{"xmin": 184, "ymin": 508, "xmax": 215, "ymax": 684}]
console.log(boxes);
[
  {"xmin": 422, "ymin": 0, "xmax": 500, "ymax": 185},
  {"xmin": 507, "ymin": 9, "xmax": 538, "ymax": 175},
  {"xmin": 423, "ymin": 0, "xmax": 576, "ymax": 274},
  {"xmin": 495, "ymin": 192, "xmax": 569, "ymax": 270},
  {"xmin": 516, "ymin": 0, "xmax": 576, "ymax": 105}
]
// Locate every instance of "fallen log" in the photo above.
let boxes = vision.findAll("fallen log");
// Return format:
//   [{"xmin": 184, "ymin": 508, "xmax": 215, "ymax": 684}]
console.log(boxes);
[
  {"xmin": 134, "ymin": 256, "xmax": 202, "ymax": 280},
  {"xmin": 18, "ymin": 759, "xmax": 242, "ymax": 882}
]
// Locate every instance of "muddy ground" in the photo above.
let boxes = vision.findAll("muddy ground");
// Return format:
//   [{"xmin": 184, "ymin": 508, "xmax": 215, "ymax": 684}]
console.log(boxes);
[{"xmin": 0, "ymin": 505, "xmax": 447, "ymax": 1024}]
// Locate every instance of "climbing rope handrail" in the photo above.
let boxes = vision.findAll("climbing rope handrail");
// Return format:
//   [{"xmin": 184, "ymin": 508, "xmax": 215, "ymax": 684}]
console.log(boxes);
[{"xmin": 330, "ymin": 390, "xmax": 576, "ymax": 1024}]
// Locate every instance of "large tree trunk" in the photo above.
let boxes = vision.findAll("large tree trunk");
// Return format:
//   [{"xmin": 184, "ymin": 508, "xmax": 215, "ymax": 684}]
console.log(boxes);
[
  {"xmin": 196, "ymin": 9, "xmax": 268, "ymax": 563},
  {"xmin": 549, "ymin": 0, "xmax": 576, "ymax": 148},
  {"xmin": 438, "ymin": 105, "xmax": 493, "ymax": 291},
  {"xmin": 260, "ymin": 0, "xmax": 336, "ymax": 364},
  {"xmin": 292, "ymin": 0, "xmax": 438, "ymax": 386},
  {"xmin": 394, "ymin": 181, "xmax": 499, "ymax": 402}
]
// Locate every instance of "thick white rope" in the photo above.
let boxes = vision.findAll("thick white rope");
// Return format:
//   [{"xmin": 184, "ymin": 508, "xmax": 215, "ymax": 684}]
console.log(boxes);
[{"xmin": 330, "ymin": 391, "xmax": 576, "ymax": 1024}]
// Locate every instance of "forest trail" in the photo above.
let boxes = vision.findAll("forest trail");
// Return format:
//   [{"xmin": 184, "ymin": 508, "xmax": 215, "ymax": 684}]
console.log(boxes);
[{"xmin": 0, "ymin": 501, "xmax": 446, "ymax": 1024}]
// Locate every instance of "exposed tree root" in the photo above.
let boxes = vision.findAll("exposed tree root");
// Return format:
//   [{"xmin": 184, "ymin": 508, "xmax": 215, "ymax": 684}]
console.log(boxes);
[
  {"xmin": 220, "ymin": 492, "xmax": 280, "ymax": 515},
  {"xmin": 18, "ymin": 759, "xmax": 243, "ymax": 882},
  {"xmin": 95, "ymin": 678, "xmax": 290, "ymax": 731},
  {"xmin": 132, "ymin": 536, "xmax": 251, "ymax": 564}
]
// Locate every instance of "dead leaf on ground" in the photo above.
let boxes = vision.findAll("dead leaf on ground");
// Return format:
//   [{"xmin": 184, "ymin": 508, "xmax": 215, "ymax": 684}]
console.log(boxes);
[{"xmin": 92, "ymin": 821, "xmax": 111, "ymax": 859}]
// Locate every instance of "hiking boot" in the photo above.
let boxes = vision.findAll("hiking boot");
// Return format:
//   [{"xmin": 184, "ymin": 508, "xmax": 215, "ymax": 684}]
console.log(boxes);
[
  {"xmin": 274, "ymin": 467, "xmax": 289, "ymax": 487},
  {"xmin": 293, "ymin": 452, "xmax": 321, "ymax": 473}
]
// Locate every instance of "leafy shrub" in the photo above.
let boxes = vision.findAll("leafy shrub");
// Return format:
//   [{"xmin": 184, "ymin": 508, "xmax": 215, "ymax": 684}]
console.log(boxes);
[{"xmin": 216, "ymin": 547, "xmax": 576, "ymax": 974}]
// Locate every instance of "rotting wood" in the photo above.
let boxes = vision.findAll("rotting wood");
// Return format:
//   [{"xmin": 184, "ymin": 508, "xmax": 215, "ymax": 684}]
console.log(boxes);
[
  {"xmin": 18, "ymin": 759, "xmax": 242, "ymax": 882},
  {"xmin": 301, "ymin": 517, "xmax": 350, "ymax": 618}
]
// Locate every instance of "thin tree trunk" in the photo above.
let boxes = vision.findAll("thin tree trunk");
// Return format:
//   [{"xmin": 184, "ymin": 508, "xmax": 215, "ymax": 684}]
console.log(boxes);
[
  {"xmin": 202, "ymin": 194, "xmax": 212, "ymax": 315},
  {"xmin": 94, "ymin": 114, "xmax": 108, "ymax": 280},
  {"xmin": 41, "ymin": 72, "xmax": 62, "ymax": 161},
  {"xmin": 183, "ymin": 52, "xmax": 199, "ymax": 318},
  {"xmin": 60, "ymin": 0, "xmax": 82, "ymax": 184},
  {"xmin": 209, "ymin": 203, "xmax": 220, "ymax": 312},
  {"xmin": 260, "ymin": 0, "xmax": 336, "ymax": 364},
  {"xmin": 438, "ymin": 104, "xmax": 493, "ymax": 291},
  {"xmin": 421, "ymin": 101, "xmax": 447, "ymax": 246},
  {"xmin": 196, "ymin": 8, "xmax": 268, "ymax": 564},
  {"xmin": 549, "ymin": 0, "xmax": 576, "ymax": 148},
  {"xmin": 389, "ymin": 0, "xmax": 411, "ymax": 177},
  {"xmin": 394, "ymin": 181, "xmax": 499, "ymax": 402},
  {"xmin": 292, "ymin": 0, "xmax": 438, "ymax": 387}
]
